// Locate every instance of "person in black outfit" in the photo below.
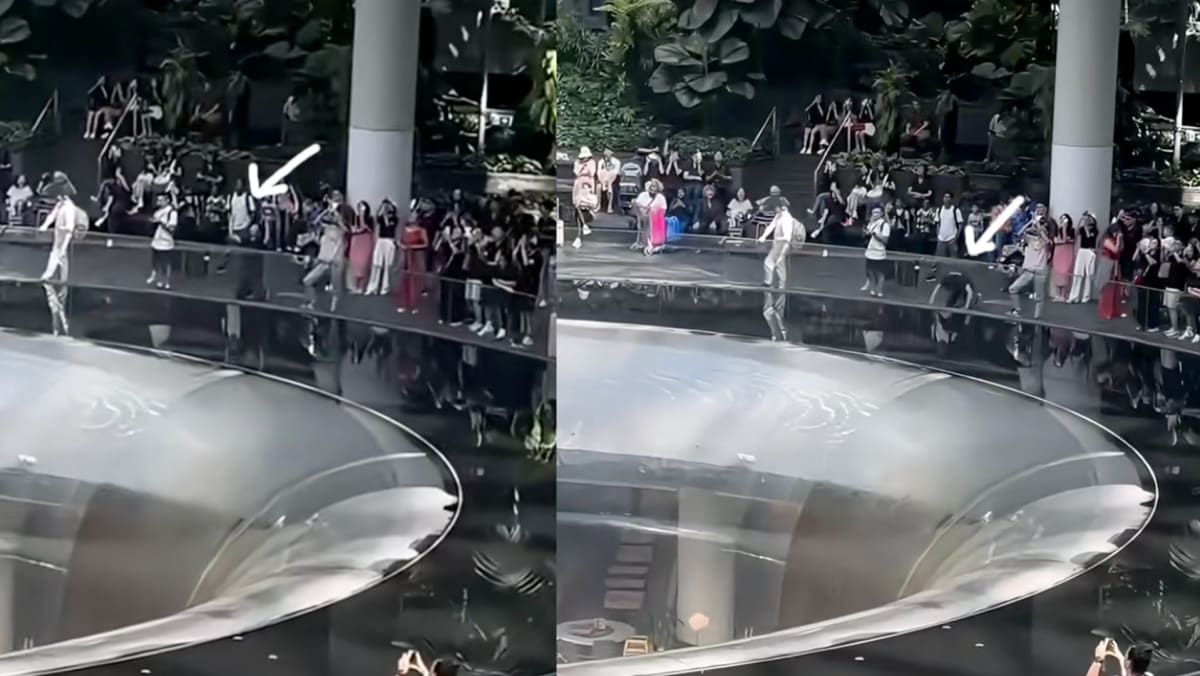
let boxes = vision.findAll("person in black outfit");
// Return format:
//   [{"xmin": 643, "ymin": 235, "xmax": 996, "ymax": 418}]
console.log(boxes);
[
  {"xmin": 694, "ymin": 185, "xmax": 725, "ymax": 234},
  {"xmin": 434, "ymin": 219, "xmax": 466, "ymax": 325},
  {"xmin": 1132, "ymin": 225, "xmax": 1161, "ymax": 332}
]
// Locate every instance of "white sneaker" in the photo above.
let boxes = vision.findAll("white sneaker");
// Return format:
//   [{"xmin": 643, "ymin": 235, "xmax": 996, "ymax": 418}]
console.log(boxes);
[
  {"xmin": 582, "ymin": 225, "xmax": 592, "ymax": 235},
  {"xmin": 860, "ymin": 281, "xmax": 870, "ymax": 292},
  {"xmin": 521, "ymin": 336, "xmax": 534, "ymax": 346},
  {"xmin": 495, "ymin": 328, "xmax": 507, "ymax": 341},
  {"xmin": 1166, "ymin": 329, "xmax": 1179, "ymax": 337},
  {"xmin": 479, "ymin": 322, "xmax": 495, "ymax": 337},
  {"xmin": 1192, "ymin": 333, "xmax": 1200, "ymax": 344},
  {"xmin": 146, "ymin": 274, "xmax": 156, "ymax": 285},
  {"xmin": 468, "ymin": 321, "xmax": 482, "ymax": 332},
  {"xmin": 572, "ymin": 237, "xmax": 582, "ymax": 248},
  {"xmin": 1180, "ymin": 329, "xmax": 1194, "ymax": 341}
]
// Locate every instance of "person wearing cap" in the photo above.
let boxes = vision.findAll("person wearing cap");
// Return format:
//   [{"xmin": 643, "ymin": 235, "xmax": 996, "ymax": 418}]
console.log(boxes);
[
  {"xmin": 38, "ymin": 172, "xmax": 82, "ymax": 283},
  {"xmin": 573, "ymin": 146, "xmax": 596, "ymax": 197},
  {"xmin": 758, "ymin": 203, "xmax": 804, "ymax": 287}
]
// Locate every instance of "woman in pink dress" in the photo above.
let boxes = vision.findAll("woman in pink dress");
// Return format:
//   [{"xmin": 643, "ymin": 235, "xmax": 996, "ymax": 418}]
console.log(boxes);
[
  {"xmin": 346, "ymin": 201, "xmax": 375, "ymax": 293},
  {"xmin": 1050, "ymin": 212, "xmax": 1075, "ymax": 301},
  {"xmin": 646, "ymin": 179, "xmax": 668, "ymax": 255},
  {"xmin": 396, "ymin": 219, "xmax": 429, "ymax": 313}
]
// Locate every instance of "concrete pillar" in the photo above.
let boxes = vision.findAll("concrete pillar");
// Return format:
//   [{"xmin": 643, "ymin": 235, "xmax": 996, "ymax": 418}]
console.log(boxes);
[
  {"xmin": 347, "ymin": 0, "xmax": 420, "ymax": 216},
  {"xmin": 675, "ymin": 488, "xmax": 746, "ymax": 647},
  {"xmin": 1049, "ymin": 0, "xmax": 1121, "ymax": 228}
]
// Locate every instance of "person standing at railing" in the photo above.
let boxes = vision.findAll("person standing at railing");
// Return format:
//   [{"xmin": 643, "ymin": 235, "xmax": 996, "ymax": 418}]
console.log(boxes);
[
  {"xmin": 301, "ymin": 204, "xmax": 347, "ymax": 311},
  {"xmin": 1068, "ymin": 212, "xmax": 1099, "ymax": 303},
  {"xmin": 217, "ymin": 178, "xmax": 257, "ymax": 273},
  {"xmin": 927, "ymin": 193, "xmax": 963, "ymax": 282},
  {"xmin": 1007, "ymin": 218, "xmax": 1051, "ymax": 319},
  {"xmin": 434, "ymin": 218, "xmax": 466, "ymax": 325},
  {"xmin": 368, "ymin": 199, "xmax": 400, "ymax": 295},
  {"xmin": 1050, "ymin": 213, "xmax": 1076, "ymax": 301},
  {"xmin": 799, "ymin": 95, "xmax": 826, "ymax": 154},
  {"xmin": 1097, "ymin": 219, "xmax": 1125, "ymax": 319},
  {"xmin": 146, "ymin": 193, "xmax": 177, "ymax": 290},
  {"xmin": 682, "ymin": 152, "xmax": 705, "ymax": 214},
  {"xmin": 863, "ymin": 206, "xmax": 891, "ymax": 297},
  {"xmin": 346, "ymin": 201, "xmax": 376, "ymax": 293},
  {"xmin": 396, "ymin": 216, "xmax": 429, "ymax": 313},
  {"xmin": 1132, "ymin": 227, "xmax": 1163, "ymax": 333},
  {"xmin": 596, "ymin": 149, "xmax": 620, "ymax": 214}
]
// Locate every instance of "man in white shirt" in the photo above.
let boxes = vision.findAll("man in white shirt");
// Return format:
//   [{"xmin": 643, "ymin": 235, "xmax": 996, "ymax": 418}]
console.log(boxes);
[
  {"xmin": 632, "ymin": 183, "xmax": 653, "ymax": 251},
  {"xmin": 928, "ymin": 192, "xmax": 963, "ymax": 281},
  {"xmin": 147, "ymin": 193, "xmax": 178, "ymax": 289},
  {"xmin": 863, "ymin": 206, "xmax": 891, "ymax": 297},
  {"xmin": 1007, "ymin": 219, "xmax": 1050, "ymax": 318},
  {"xmin": 38, "ymin": 181, "xmax": 81, "ymax": 283},
  {"xmin": 219, "ymin": 178, "xmax": 257, "ymax": 273},
  {"xmin": 757, "ymin": 204, "xmax": 805, "ymax": 287}
]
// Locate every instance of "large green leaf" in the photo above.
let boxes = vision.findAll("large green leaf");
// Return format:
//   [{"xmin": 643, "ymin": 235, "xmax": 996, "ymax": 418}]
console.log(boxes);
[
  {"xmin": 648, "ymin": 64, "xmax": 675, "ymax": 93},
  {"xmin": 971, "ymin": 62, "xmax": 1010, "ymax": 79},
  {"xmin": 0, "ymin": 17, "xmax": 29, "ymax": 45},
  {"xmin": 697, "ymin": 7, "xmax": 738, "ymax": 42},
  {"xmin": 741, "ymin": 0, "xmax": 782, "ymax": 29},
  {"xmin": 778, "ymin": 0, "xmax": 826, "ymax": 39},
  {"xmin": 998, "ymin": 38, "xmax": 1033, "ymax": 68},
  {"xmin": 715, "ymin": 36, "xmax": 750, "ymax": 64},
  {"xmin": 685, "ymin": 70, "xmax": 729, "ymax": 93},
  {"xmin": 943, "ymin": 19, "xmax": 969, "ymax": 43},
  {"xmin": 918, "ymin": 11, "xmax": 944, "ymax": 36},
  {"xmin": 673, "ymin": 83, "xmax": 703, "ymax": 108},
  {"xmin": 4, "ymin": 62, "xmax": 34, "ymax": 80},
  {"xmin": 59, "ymin": 0, "xmax": 93, "ymax": 19},
  {"xmin": 654, "ymin": 40, "xmax": 701, "ymax": 66},
  {"xmin": 678, "ymin": 0, "xmax": 719, "ymax": 30},
  {"xmin": 726, "ymin": 81, "xmax": 756, "ymax": 98},
  {"xmin": 0, "ymin": 0, "xmax": 14, "ymax": 16}
]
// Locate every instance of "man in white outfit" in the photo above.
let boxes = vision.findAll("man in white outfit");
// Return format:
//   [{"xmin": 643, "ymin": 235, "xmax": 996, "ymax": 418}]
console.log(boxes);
[
  {"xmin": 39, "ymin": 177, "xmax": 82, "ymax": 283},
  {"xmin": 758, "ymin": 204, "xmax": 805, "ymax": 288}
]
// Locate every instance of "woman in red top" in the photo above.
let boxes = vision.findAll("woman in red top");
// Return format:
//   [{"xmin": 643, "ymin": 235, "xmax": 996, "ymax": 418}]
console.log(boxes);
[
  {"xmin": 1097, "ymin": 218, "xmax": 1124, "ymax": 319},
  {"xmin": 397, "ymin": 219, "xmax": 430, "ymax": 313}
]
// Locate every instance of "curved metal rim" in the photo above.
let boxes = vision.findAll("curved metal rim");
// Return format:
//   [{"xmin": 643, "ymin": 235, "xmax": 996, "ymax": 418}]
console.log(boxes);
[
  {"xmin": 0, "ymin": 332, "xmax": 465, "ymax": 676},
  {"xmin": 557, "ymin": 318, "xmax": 1159, "ymax": 676}
]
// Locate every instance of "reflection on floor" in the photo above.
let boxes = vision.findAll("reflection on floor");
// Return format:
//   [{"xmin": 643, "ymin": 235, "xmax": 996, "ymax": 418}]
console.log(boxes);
[
  {"xmin": 557, "ymin": 280, "xmax": 1200, "ymax": 676},
  {"xmin": 0, "ymin": 281, "xmax": 555, "ymax": 676}
]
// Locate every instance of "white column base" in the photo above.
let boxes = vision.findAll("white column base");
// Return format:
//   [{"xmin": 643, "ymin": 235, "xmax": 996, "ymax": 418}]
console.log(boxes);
[
  {"xmin": 346, "ymin": 127, "xmax": 414, "ymax": 214},
  {"xmin": 1049, "ymin": 144, "xmax": 1113, "ymax": 228}
]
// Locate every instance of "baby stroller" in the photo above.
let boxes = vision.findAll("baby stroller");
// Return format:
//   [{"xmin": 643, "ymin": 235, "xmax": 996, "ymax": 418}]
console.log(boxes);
[{"xmin": 617, "ymin": 161, "xmax": 643, "ymax": 213}]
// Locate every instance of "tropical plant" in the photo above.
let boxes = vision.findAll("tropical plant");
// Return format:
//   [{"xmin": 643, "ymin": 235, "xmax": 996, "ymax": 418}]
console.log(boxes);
[
  {"xmin": 0, "ymin": 0, "xmax": 101, "ymax": 80},
  {"xmin": 599, "ymin": 0, "xmax": 677, "ymax": 69},
  {"xmin": 558, "ymin": 69, "xmax": 653, "ymax": 153},
  {"xmin": 648, "ymin": 33, "xmax": 756, "ymax": 108},
  {"xmin": 0, "ymin": 120, "xmax": 31, "ymax": 144},
  {"xmin": 557, "ymin": 13, "xmax": 608, "ymax": 72},
  {"xmin": 647, "ymin": 0, "xmax": 834, "ymax": 109},
  {"xmin": 158, "ymin": 39, "xmax": 209, "ymax": 136},
  {"xmin": 871, "ymin": 63, "xmax": 913, "ymax": 151},
  {"xmin": 1000, "ymin": 62, "xmax": 1055, "ymax": 150},
  {"xmin": 526, "ymin": 49, "xmax": 556, "ymax": 134}
]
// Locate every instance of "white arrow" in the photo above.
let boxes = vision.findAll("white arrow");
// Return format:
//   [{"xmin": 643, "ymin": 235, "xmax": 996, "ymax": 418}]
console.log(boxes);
[
  {"xmin": 964, "ymin": 195, "xmax": 1027, "ymax": 257},
  {"xmin": 248, "ymin": 143, "xmax": 321, "ymax": 199}
]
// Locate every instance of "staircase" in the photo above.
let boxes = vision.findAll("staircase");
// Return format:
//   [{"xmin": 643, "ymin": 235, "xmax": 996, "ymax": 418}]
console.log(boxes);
[{"xmin": 740, "ymin": 153, "xmax": 822, "ymax": 216}]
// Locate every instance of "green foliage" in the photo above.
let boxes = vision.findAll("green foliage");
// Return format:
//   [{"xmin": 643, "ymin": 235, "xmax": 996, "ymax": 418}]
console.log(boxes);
[
  {"xmin": 668, "ymin": 133, "xmax": 750, "ymax": 160},
  {"xmin": 831, "ymin": 150, "xmax": 966, "ymax": 176},
  {"xmin": 556, "ymin": 13, "xmax": 608, "ymax": 71},
  {"xmin": 0, "ymin": 0, "xmax": 100, "ymax": 80},
  {"xmin": 0, "ymin": 119, "xmax": 31, "ymax": 144},
  {"xmin": 647, "ymin": 0, "xmax": 834, "ymax": 109},
  {"xmin": 557, "ymin": 69, "xmax": 653, "ymax": 154},
  {"xmin": 872, "ymin": 63, "xmax": 912, "ymax": 151},
  {"xmin": 599, "ymin": 0, "xmax": 677, "ymax": 68}
]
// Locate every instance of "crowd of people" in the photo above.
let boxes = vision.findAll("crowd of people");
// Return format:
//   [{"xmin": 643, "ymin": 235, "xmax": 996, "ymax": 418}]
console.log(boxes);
[{"xmin": 1, "ymin": 160, "xmax": 555, "ymax": 349}]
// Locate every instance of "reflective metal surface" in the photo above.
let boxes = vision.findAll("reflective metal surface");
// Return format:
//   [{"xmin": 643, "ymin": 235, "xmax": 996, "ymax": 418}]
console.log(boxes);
[
  {"xmin": 0, "ymin": 328, "xmax": 458, "ymax": 674},
  {"xmin": 0, "ymin": 280, "xmax": 555, "ymax": 676},
  {"xmin": 557, "ymin": 318, "xmax": 1154, "ymax": 676}
]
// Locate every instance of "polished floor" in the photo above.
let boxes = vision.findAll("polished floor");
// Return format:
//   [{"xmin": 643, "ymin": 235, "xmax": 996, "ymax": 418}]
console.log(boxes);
[
  {"xmin": 559, "ymin": 229, "xmax": 1194, "ymax": 353},
  {"xmin": 0, "ymin": 280, "xmax": 555, "ymax": 676},
  {"xmin": 556, "ymin": 278, "xmax": 1200, "ymax": 676}
]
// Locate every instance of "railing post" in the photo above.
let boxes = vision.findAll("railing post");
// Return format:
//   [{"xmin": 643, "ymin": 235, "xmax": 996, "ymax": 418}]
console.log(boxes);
[
  {"xmin": 53, "ymin": 90, "xmax": 60, "ymax": 136},
  {"xmin": 772, "ymin": 109, "xmax": 780, "ymax": 157}
]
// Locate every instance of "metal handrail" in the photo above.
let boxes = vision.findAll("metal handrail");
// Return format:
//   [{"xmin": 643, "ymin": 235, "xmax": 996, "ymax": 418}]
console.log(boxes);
[
  {"xmin": 29, "ymin": 90, "xmax": 58, "ymax": 136},
  {"xmin": 813, "ymin": 111, "xmax": 854, "ymax": 194},
  {"xmin": 749, "ymin": 107, "xmax": 777, "ymax": 157},
  {"xmin": 96, "ymin": 94, "xmax": 138, "ymax": 184}
]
